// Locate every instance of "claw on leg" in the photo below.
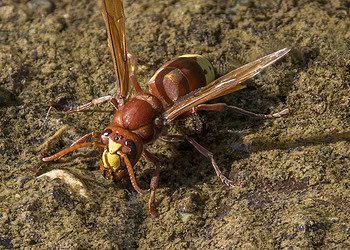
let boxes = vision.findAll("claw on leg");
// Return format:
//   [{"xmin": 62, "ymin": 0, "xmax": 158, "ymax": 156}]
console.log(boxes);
[{"xmin": 185, "ymin": 135, "xmax": 238, "ymax": 187}]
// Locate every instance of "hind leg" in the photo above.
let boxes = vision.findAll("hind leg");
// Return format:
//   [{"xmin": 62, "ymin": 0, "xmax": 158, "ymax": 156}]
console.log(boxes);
[{"xmin": 191, "ymin": 103, "xmax": 289, "ymax": 119}]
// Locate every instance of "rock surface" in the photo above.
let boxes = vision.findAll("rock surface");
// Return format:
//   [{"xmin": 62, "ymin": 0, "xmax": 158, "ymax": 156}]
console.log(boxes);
[{"xmin": 0, "ymin": 0, "xmax": 349, "ymax": 248}]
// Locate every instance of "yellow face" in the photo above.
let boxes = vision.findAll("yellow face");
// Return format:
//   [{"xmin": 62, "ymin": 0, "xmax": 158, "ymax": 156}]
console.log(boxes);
[{"xmin": 102, "ymin": 139, "xmax": 122, "ymax": 172}]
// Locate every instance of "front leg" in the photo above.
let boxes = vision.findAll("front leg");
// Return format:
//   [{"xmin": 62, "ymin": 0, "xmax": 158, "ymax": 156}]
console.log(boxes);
[
  {"xmin": 43, "ymin": 96, "xmax": 121, "ymax": 130},
  {"xmin": 50, "ymin": 95, "xmax": 120, "ymax": 113},
  {"xmin": 70, "ymin": 131, "xmax": 102, "ymax": 147},
  {"xmin": 42, "ymin": 141, "xmax": 105, "ymax": 161},
  {"xmin": 143, "ymin": 149, "xmax": 161, "ymax": 218}
]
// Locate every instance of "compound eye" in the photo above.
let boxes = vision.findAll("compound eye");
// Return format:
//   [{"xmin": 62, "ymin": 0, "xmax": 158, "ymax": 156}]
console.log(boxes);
[
  {"xmin": 125, "ymin": 139, "xmax": 135, "ymax": 148},
  {"xmin": 115, "ymin": 134, "xmax": 123, "ymax": 141},
  {"xmin": 123, "ymin": 140, "xmax": 137, "ymax": 161},
  {"xmin": 102, "ymin": 129, "xmax": 112, "ymax": 137},
  {"xmin": 124, "ymin": 140, "xmax": 136, "ymax": 153},
  {"xmin": 101, "ymin": 128, "xmax": 112, "ymax": 144}
]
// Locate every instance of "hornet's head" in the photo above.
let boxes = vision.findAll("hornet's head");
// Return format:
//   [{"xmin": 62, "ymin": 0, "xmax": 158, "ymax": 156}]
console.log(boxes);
[{"xmin": 100, "ymin": 125, "xmax": 143, "ymax": 178}]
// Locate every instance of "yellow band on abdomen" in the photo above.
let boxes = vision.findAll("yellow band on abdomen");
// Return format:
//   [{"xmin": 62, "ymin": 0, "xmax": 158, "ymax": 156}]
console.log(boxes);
[{"xmin": 179, "ymin": 54, "xmax": 215, "ymax": 84}]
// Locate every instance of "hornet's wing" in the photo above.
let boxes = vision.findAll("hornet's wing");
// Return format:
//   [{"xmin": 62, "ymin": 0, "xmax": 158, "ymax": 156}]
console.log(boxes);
[
  {"xmin": 163, "ymin": 48, "xmax": 290, "ymax": 122},
  {"xmin": 102, "ymin": 0, "xmax": 130, "ymax": 100}
]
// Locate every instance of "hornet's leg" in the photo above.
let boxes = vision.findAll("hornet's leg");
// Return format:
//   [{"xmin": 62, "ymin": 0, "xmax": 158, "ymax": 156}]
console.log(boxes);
[
  {"xmin": 113, "ymin": 169, "xmax": 128, "ymax": 181},
  {"xmin": 143, "ymin": 149, "xmax": 161, "ymax": 218},
  {"xmin": 43, "ymin": 96, "xmax": 120, "ymax": 130},
  {"xmin": 42, "ymin": 142, "xmax": 105, "ymax": 161},
  {"xmin": 49, "ymin": 96, "xmax": 120, "ymax": 113},
  {"xmin": 45, "ymin": 54, "xmax": 144, "ymax": 125},
  {"xmin": 191, "ymin": 103, "xmax": 289, "ymax": 119},
  {"xmin": 44, "ymin": 56, "xmax": 143, "ymax": 126},
  {"xmin": 70, "ymin": 131, "xmax": 102, "ymax": 146},
  {"xmin": 185, "ymin": 135, "xmax": 239, "ymax": 187},
  {"xmin": 159, "ymin": 134, "xmax": 185, "ymax": 143},
  {"xmin": 161, "ymin": 134, "xmax": 239, "ymax": 187},
  {"xmin": 51, "ymin": 53, "xmax": 144, "ymax": 114}
]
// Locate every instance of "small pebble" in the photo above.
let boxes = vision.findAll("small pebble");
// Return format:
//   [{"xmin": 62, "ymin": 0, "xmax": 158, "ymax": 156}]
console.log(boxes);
[
  {"xmin": 0, "ymin": 5, "xmax": 15, "ymax": 21},
  {"xmin": 26, "ymin": 0, "xmax": 55, "ymax": 15},
  {"xmin": 179, "ymin": 212, "xmax": 193, "ymax": 223},
  {"xmin": 37, "ymin": 169, "xmax": 89, "ymax": 198}
]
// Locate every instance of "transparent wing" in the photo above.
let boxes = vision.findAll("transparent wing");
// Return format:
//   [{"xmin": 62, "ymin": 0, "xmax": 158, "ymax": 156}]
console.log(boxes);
[
  {"xmin": 102, "ymin": 0, "xmax": 129, "ymax": 100},
  {"xmin": 163, "ymin": 48, "xmax": 290, "ymax": 122}
]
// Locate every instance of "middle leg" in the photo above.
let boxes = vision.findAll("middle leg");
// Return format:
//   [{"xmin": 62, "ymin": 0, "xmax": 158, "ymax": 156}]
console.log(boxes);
[{"xmin": 50, "ymin": 95, "xmax": 120, "ymax": 113}]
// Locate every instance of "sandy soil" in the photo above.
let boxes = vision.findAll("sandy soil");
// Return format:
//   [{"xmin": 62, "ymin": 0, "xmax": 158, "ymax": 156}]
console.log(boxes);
[{"xmin": 0, "ymin": 0, "xmax": 349, "ymax": 249}]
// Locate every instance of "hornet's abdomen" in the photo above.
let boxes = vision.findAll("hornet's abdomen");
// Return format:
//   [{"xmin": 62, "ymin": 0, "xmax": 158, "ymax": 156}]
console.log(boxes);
[{"xmin": 148, "ymin": 55, "xmax": 215, "ymax": 108}]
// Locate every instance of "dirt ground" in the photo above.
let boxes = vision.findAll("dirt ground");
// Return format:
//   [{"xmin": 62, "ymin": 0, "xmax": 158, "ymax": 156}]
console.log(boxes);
[{"xmin": 0, "ymin": 0, "xmax": 349, "ymax": 249}]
